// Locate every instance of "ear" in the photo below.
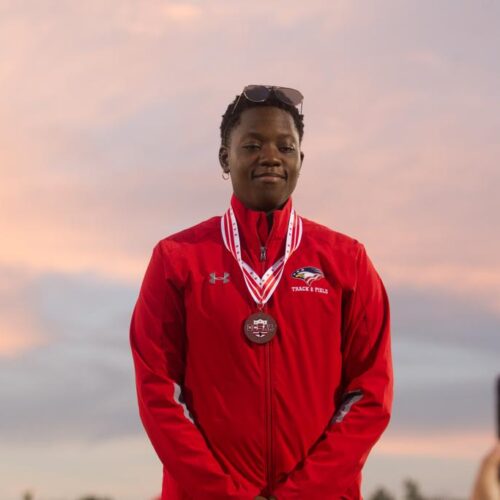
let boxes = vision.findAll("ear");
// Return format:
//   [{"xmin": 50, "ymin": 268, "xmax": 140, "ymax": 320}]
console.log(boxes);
[
  {"xmin": 219, "ymin": 145, "xmax": 230, "ymax": 172},
  {"xmin": 299, "ymin": 151, "xmax": 304, "ymax": 170}
]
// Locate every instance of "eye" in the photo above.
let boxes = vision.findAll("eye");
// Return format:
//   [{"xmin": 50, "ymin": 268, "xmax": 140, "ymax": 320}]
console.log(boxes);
[
  {"xmin": 280, "ymin": 145, "xmax": 296, "ymax": 153},
  {"xmin": 243, "ymin": 144, "xmax": 261, "ymax": 151}
]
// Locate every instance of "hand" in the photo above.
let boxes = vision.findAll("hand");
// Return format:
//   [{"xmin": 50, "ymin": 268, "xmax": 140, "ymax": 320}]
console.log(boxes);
[
  {"xmin": 471, "ymin": 442, "xmax": 500, "ymax": 500},
  {"xmin": 254, "ymin": 497, "xmax": 267, "ymax": 500}
]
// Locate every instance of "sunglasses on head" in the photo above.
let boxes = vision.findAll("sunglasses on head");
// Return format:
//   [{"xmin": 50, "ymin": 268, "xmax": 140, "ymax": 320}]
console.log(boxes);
[{"xmin": 231, "ymin": 85, "xmax": 304, "ymax": 114}]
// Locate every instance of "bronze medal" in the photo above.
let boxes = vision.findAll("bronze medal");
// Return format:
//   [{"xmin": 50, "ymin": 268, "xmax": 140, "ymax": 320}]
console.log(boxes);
[{"xmin": 244, "ymin": 312, "xmax": 277, "ymax": 344}]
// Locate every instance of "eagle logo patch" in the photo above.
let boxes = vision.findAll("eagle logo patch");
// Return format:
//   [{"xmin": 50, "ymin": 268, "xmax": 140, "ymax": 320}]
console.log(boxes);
[{"xmin": 291, "ymin": 267, "xmax": 325, "ymax": 286}]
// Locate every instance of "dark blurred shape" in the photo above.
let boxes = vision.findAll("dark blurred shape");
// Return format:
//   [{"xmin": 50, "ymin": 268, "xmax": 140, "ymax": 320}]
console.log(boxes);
[
  {"xmin": 76, "ymin": 496, "xmax": 113, "ymax": 500},
  {"xmin": 22, "ymin": 492, "xmax": 33, "ymax": 500},
  {"xmin": 404, "ymin": 479, "xmax": 426, "ymax": 500},
  {"xmin": 369, "ymin": 487, "xmax": 396, "ymax": 500}
]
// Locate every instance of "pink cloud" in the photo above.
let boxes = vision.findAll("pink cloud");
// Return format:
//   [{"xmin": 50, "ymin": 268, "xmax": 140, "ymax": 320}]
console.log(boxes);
[
  {"xmin": 374, "ymin": 430, "xmax": 494, "ymax": 460},
  {"xmin": 0, "ymin": 271, "xmax": 49, "ymax": 357}
]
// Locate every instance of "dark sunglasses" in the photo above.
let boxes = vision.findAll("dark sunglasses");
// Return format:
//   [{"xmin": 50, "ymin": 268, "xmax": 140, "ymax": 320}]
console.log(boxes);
[{"xmin": 231, "ymin": 85, "xmax": 304, "ymax": 114}]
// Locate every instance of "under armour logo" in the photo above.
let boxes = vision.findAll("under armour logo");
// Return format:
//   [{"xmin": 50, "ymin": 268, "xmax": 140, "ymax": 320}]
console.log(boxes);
[{"xmin": 209, "ymin": 272, "xmax": 230, "ymax": 284}]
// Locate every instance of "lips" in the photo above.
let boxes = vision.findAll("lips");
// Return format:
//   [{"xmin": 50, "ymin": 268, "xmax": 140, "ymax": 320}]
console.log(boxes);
[{"xmin": 253, "ymin": 172, "xmax": 286, "ymax": 179}]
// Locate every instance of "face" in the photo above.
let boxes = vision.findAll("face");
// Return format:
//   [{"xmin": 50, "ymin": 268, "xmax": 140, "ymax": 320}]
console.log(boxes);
[{"xmin": 219, "ymin": 106, "xmax": 304, "ymax": 212}]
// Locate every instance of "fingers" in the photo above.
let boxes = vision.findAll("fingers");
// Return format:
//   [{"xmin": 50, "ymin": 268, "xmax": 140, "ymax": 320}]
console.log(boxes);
[
  {"xmin": 483, "ymin": 441, "xmax": 500, "ymax": 465},
  {"xmin": 471, "ymin": 441, "xmax": 500, "ymax": 500}
]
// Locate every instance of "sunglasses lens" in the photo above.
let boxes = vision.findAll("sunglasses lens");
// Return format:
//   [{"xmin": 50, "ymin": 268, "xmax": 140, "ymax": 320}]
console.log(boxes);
[
  {"xmin": 234, "ymin": 85, "xmax": 303, "ymax": 116},
  {"xmin": 274, "ymin": 87, "xmax": 303, "ymax": 106},
  {"xmin": 243, "ymin": 85, "xmax": 271, "ymax": 102}
]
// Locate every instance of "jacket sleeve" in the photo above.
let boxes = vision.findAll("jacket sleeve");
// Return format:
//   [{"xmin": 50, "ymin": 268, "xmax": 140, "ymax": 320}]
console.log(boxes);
[
  {"xmin": 129, "ymin": 242, "xmax": 260, "ymax": 500},
  {"xmin": 273, "ymin": 243, "xmax": 393, "ymax": 499}
]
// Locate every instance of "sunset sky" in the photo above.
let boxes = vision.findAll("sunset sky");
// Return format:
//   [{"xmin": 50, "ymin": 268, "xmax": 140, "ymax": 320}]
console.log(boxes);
[{"xmin": 1, "ymin": 1, "xmax": 499, "ymax": 499}]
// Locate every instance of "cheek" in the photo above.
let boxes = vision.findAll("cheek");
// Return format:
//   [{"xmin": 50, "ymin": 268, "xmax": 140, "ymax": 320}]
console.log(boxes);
[
  {"xmin": 229, "ymin": 169, "xmax": 249, "ymax": 190},
  {"xmin": 288, "ymin": 169, "xmax": 300, "ymax": 187},
  {"xmin": 230, "ymin": 164, "xmax": 252, "ymax": 182}
]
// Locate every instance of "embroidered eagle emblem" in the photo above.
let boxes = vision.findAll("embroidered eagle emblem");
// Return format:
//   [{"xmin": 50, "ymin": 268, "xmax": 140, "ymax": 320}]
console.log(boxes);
[{"xmin": 291, "ymin": 267, "xmax": 325, "ymax": 286}]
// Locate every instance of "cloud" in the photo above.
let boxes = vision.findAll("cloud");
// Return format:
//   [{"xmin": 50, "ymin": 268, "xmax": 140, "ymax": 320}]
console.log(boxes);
[
  {"xmin": 0, "ymin": 267, "xmax": 51, "ymax": 357},
  {"xmin": 0, "ymin": 262, "xmax": 497, "ymax": 446},
  {"xmin": 0, "ymin": 265, "xmax": 141, "ymax": 442},
  {"xmin": 391, "ymin": 285, "xmax": 500, "ymax": 350},
  {"xmin": 385, "ymin": 285, "xmax": 499, "ymax": 437},
  {"xmin": 0, "ymin": 435, "xmax": 161, "ymax": 500},
  {"xmin": 390, "ymin": 372, "xmax": 498, "ymax": 434},
  {"xmin": 376, "ymin": 430, "xmax": 493, "ymax": 460},
  {"xmin": 1, "ymin": 0, "xmax": 498, "ymax": 313}
]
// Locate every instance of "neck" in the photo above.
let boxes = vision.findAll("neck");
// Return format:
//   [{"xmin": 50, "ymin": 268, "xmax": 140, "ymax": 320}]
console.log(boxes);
[{"xmin": 266, "ymin": 211, "xmax": 274, "ymax": 231}]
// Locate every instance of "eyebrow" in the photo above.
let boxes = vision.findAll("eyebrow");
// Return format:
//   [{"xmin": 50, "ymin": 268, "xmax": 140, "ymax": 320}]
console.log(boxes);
[{"xmin": 241, "ymin": 132, "xmax": 297, "ymax": 141}]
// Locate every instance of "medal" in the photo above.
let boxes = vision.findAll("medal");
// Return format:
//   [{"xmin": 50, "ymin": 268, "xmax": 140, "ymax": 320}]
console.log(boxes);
[
  {"xmin": 244, "ymin": 312, "xmax": 277, "ymax": 344},
  {"xmin": 221, "ymin": 202, "xmax": 303, "ymax": 344}
]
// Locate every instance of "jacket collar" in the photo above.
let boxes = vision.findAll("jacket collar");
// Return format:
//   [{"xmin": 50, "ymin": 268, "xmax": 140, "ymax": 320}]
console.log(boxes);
[{"xmin": 229, "ymin": 193, "xmax": 293, "ymax": 270}]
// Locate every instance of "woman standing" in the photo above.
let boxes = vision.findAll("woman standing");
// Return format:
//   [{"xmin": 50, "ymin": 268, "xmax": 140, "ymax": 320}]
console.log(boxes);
[{"xmin": 130, "ymin": 85, "xmax": 393, "ymax": 499}]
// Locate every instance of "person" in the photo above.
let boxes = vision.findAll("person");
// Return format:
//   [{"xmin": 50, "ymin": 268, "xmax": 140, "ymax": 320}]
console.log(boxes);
[
  {"xmin": 471, "ymin": 441, "xmax": 500, "ymax": 500},
  {"xmin": 129, "ymin": 84, "xmax": 393, "ymax": 499}
]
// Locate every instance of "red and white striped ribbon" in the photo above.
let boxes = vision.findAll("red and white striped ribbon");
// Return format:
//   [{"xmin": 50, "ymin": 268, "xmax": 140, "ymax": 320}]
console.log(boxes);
[{"xmin": 221, "ymin": 205, "xmax": 303, "ymax": 308}]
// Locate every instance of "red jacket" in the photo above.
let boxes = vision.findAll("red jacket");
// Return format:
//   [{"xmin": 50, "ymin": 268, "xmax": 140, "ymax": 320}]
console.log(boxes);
[{"xmin": 129, "ymin": 194, "xmax": 393, "ymax": 499}]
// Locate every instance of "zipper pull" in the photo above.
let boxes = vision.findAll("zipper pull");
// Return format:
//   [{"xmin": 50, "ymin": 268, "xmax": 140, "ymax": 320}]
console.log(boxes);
[{"xmin": 260, "ymin": 246, "xmax": 267, "ymax": 261}]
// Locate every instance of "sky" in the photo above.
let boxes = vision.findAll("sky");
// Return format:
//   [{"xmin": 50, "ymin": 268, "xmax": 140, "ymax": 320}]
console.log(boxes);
[{"xmin": 1, "ymin": 0, "xmax": 499, "ymax": 498}]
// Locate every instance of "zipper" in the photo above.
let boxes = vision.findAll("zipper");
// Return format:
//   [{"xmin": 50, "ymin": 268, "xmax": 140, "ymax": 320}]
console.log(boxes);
[
  {"xmin": 265, "ymin": 338, "xmax": 275, "ymax": 494},
  {"xmin": 260, "ymin": 243, "xmax": 274, "ymax": 495},
  {"xmin": 260, "ymin": 245, "xmax": 267, "ymax": 261}
]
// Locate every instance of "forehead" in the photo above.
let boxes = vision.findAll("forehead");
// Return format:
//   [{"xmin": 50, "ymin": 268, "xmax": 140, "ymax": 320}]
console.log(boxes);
[{"xmin": 231, "ymin": 106, "xmax": 299, "ymax": 142}]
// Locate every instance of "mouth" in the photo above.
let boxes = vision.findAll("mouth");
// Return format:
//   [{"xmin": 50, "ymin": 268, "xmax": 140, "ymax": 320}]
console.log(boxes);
[{"xmin": 253, "ymin": 172, "xmax": 286, "ymax": 181}]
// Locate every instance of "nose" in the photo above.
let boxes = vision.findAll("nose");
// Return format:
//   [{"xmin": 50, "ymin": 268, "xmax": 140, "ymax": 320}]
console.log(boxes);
[{"xmin": 259, "ymin": 143, "xmax": 282, "ymax": 167}]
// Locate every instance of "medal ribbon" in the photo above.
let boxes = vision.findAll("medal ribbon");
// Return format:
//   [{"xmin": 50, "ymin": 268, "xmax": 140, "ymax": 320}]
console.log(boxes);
[{"xmin": 221, "ymin": 205, "xmax": 303, "ymax": 308}]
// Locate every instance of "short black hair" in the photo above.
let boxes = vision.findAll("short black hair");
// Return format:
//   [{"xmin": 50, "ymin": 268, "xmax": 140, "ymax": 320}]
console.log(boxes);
[{"xmin": 220, "ymin": 93, "xmax": 304, "ymax": 147}]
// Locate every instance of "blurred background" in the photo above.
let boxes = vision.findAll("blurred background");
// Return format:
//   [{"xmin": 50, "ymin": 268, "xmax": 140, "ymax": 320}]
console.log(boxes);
[{"xmin": 1, "ymin": 0, "xmax": 499, "ymax": 499}]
